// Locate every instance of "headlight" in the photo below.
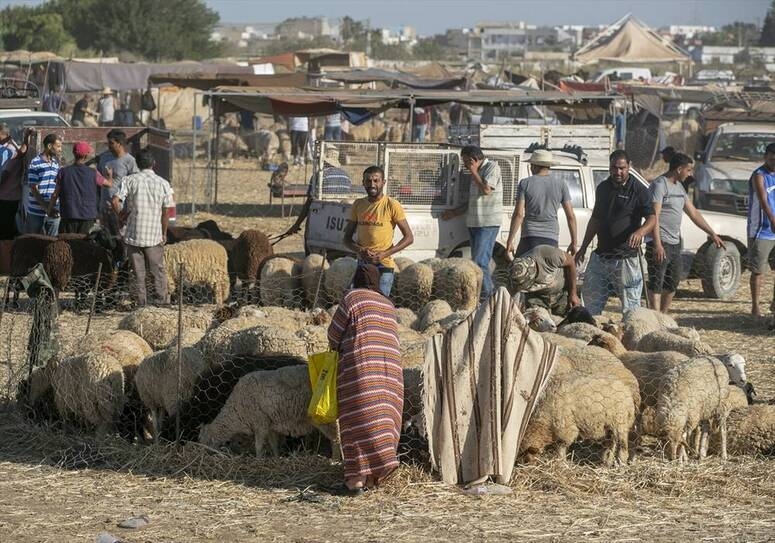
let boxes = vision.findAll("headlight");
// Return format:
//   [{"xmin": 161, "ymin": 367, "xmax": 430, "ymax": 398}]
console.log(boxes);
[{"xmin": 710, "ymin": 178, "xmax": 733, "ymax": 193}]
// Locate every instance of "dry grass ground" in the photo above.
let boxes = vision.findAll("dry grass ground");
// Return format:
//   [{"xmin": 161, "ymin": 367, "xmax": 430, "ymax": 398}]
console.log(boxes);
[{"xmin": 0, "ymin": 159, "xmax": 772, "ymax": 541}]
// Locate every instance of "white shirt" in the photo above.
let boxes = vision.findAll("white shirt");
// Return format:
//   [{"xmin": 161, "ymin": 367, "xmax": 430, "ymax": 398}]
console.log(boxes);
[{"xmin": 289, "ymin": 116, "xmax": 309, "ymax": 131}]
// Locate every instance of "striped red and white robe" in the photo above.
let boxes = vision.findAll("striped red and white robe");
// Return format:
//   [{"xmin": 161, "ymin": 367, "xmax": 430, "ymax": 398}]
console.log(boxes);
[{"xmin": 327, "ymin": 288, "xmax": 404, "ymax": 482}]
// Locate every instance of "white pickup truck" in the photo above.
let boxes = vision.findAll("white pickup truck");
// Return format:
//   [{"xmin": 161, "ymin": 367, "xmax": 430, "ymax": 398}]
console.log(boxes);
[{"xmin": 305, "ymin": 126, "xmax": 750, "ymax": 299}]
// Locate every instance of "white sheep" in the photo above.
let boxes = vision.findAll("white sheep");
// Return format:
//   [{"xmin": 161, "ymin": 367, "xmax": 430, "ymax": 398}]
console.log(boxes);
[
  {"xmin": 430, "ymin": 258, "xmax": 483, "ymax": 311},
  {"xmin": 198, "ymin": 364, "xmax": 340, "ymax": 458},
  {"xmin": 655, "ymin": 355, "xmax": 740, "ymax": 462},
  {"xmin": 416, "ymin": 299, "xmax": 453, "ymax": 332},
  {"xmin": 260, "ymin": 255, "xmax": 303, "ymax": 308},
  {"xmin": 539, "ymin": 332, "xmax": 588, "ymax": 350},
  {"xmin": 396, "ymin": 325, "xmax": 427, "ymax": 368},
  {"xmin": 717, "ymin": 404, "xmax": 775, "ymax": 456},
  {"xmin": 525, "ymin": 307, "xmax": 557, "ymax": 333},
  {"xmin": 118, "ymin": 306, "xmax": 214, "ymax": 350},
  {"xmin": 226, "ymin": 325, "xmax": 308, "ymax": 359},
  {"xmin": 324, "ymin": 256, "xmax": 357, "ymax": 305},
  {"xmin": 636, "ymin": 329, "xmax": 713, "ymax": 357},
  {"xmin": 520, "ymin": 368, "xmax": 637, "ymax": 466},
  {"xmin": 621, "ymin": 307, "xmax": 678, "ymax": 350},
  {"xmin": 557, "ymin": 322, "xmax": 627, "ymax": 357},
  {"xmin": 134, "ymin": 343, "xmax": 208, "ymax": 442},
  {"xmin": 393, "ymin": 262, "xmax": 434, "ymax": 312},
  {"xmin": 164, "ymin": 239, "xmax": 231, "ymax": 305},
  {"xmin": 716, "ymin": 353, "xmax": 747, "ymax": 387},
  {"xmin": 393, "ymin": 256, "xmax": 415, "ymax": 272},
  {"xmin": 395, "ymin": 307, "xmax": 418, "ymax": 329},
  {"xmin": 300, "ymin": 253, "xmax": 329, "ymax": 308}
]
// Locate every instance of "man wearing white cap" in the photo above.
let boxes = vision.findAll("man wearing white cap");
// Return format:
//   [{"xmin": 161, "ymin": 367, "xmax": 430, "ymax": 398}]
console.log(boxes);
[
  {"xmin": 98, "ymin": 87, "xmax": 117, "ymax": 127},
  {"xmin": 506, "ymin": 149, "xmax": 577, "ymax": 257}
]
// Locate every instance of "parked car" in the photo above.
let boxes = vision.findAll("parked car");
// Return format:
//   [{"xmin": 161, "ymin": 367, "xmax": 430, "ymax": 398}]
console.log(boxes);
[
  {"xmin": 693, "ymin": 123, "xmax": 775, "ymax": 216},
  {"xmin": 0, "ymin": 109, "xmax": 69, "ymax": 141},
  {"xmin": 307, "ymin": 131, "xmax": 750, "ymax": 299}
]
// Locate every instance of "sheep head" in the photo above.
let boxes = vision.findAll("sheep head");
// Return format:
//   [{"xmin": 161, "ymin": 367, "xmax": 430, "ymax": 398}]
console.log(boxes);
[{"xmin": 716, "ymin": 353, "xmax": 747, "ymax": 386}]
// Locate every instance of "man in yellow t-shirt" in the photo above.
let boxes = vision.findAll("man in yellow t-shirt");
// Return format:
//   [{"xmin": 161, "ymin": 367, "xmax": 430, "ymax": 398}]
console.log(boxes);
[{"xmin": 343, "ymin": 165, "xmax": 414, "ymax": 296}]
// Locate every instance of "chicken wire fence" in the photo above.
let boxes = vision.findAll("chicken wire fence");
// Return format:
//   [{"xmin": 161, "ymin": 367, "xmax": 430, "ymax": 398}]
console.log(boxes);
[{"xmin": 0, "ymin": 243, "xmax": 753, "ymax": 468}]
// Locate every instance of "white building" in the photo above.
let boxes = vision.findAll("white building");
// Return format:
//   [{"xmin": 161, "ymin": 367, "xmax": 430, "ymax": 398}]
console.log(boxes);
[
  {"xmin": 691, "ymin": 45, "xmax": 775, "ymax": 65},
  {"xmin": 668, "ymin": 25, "xmax": 716, "ymax": 39}
]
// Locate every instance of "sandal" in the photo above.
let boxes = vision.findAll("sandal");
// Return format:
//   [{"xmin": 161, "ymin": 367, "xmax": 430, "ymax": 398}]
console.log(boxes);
[{"xmin": 328, "ymin": 483, "xmax": 366, "ymax": 497}]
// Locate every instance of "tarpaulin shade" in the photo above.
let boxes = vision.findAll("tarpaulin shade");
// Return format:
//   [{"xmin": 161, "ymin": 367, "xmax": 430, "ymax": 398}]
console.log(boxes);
[
  {"xmin": 324, "ymin": 68, "xmax": 467, "ymax": 89},
  {"xmin": 63, "ymin": 61, "xmax": 253, "ymax": 92},
  {"xmin": 148, "ymin": 72, "xmax": 308, "ymax": 90}
]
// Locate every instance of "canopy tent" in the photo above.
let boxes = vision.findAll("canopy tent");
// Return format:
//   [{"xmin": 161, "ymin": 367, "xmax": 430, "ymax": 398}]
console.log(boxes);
[
  {"xmin": 148, "ymin": 71, "xmax": 308, "ymax": 91},
  {"xmin": 575, "ymin": 15, "xmax": 692, "ymax": 65},
  {"xmin": 323, "ymin": 68, "xmax": 467, "ymax": 89},
  {"xmin": 63, "ymin": 60, "xmax": 253, "ymax": 92}
]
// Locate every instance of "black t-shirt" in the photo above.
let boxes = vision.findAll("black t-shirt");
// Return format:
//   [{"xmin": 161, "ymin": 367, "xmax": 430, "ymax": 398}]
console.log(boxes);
[{"xmin": 592, "ymin": 175, "xmax": 654, "ymax": 257}]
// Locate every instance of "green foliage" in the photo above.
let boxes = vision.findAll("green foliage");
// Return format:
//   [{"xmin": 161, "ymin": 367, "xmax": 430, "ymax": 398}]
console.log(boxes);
[
  {"xmin": 413, "ymin": 38, "xmax": 451, "ymax": 61},
  {"xmin": 0, "ymin": 5, "xmax": 74, "ymax": 52},
  {"xmin": 760, "ymin": 0, "xmax": 775, "ymax": 46},
  {"xmin": 700, "ymin": 22, "xmax": 760, "ymax": 47}
]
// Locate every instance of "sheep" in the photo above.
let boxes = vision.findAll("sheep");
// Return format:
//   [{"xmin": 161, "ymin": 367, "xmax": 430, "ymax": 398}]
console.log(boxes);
[
  {"xmin": 416, "ymin": 299, "xmax": 453, "ymax": 332},
  {"xmin": 525, "ymin": 306, "xmax": 557, "ymax": 333},
  {"xmin": 557, "ymin": 305, "xmax": 597, "ymax": 327},
  {"xmin": 655, "ymin": 355, "xmax": 739, "ymax": 462},
  {"xmin": 134, "ymin": 343, "xmax": 208, "ymax": 441},
  {"xmin": 716, "ymin": 353, "xmax": 747, "ymax": 387},
  {"xmin": 259, "ymin": 255, "xmax": 303, "ymax": 308},
  {"xmin": 395, "ymin": 307, "xmax": 418, "ymax": 329},
  {"xmin": 717, "ymin": 404, "xmax": 775, "ymax": 456},
  {"xmin": 540, "ymin": 332, "xmax": 588, "ymax": 350},
  {"xmin": 636, "ymin": 330, "xmax": 713, "ymax": 357},
  {"xmin": 393, "ymin": 256, "xmax": 415, "ymax": 272},
  {"xmin": 300, "ymin": 253, "xmax": 329, "ymax": 308},
  {"xmin": 118, "ymin": 306, "xmax": 214, "ymax": 350},
  {"xmin": 392, "ymin": 263, "xmax": 434, "ymax": 312},
  {"xmin": 164, "ymin": 239, "xmax": 231, "ymax": 305},
  {"xmin": 324, "ymin": 256, "xmax": 357, "ymax": 305},
  {"xmin": 167, "ymin": 226, "xmax": 208, "ymax": 244},
  {"xmin": 621, "ymin": 307, "xmax": 679, "ymax": 349},
  {"xmin": 519, "ymin": 369, "xmax": 637, "ymax": 466},
  {"xmin": 195, "ymin": 220, "xmax": 234, "ymax": 242},
  {"xmin": 295, "ymin": 325, "xmax": 329, "ymax": 356},
  {"xmin": 225, "ymin": 325, "xmax": 308, "ymax": 359},
  {"xmin": 430, "ymin": 258, "xmax": 483, "ymax": 311},
  {"xmin": 396, "ymin": 325, "xmax": 427, "ymax": 368},
  {"xmin": 7, "ymin": 234, "xmax": 57, "ymax": 305},
  {"xmin": 42, "ymin": 240, "xmax": 73, "ymax": 295},
  {"xmin": 558, "ymin": 322, "xmax": 627, "ymax": 357},
  {"xmin": 232, "ymin": 229, "xmax": 273, "ymax": 301},
  {"xmin": 161, "ymin": 353, "xmax": 306, "ymax": 441},
  {"xmin": 198, "ymin": 364, "xmax": 340, "ymax": 458}
]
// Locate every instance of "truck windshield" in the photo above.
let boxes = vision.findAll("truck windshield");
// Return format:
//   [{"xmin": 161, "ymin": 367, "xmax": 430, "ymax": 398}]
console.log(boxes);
[
  {"xmin": 2, "ymin": 115, "xmax": 68, "ymax": 142},
  {"xmin": 711, "ymin": 133, "xmax": 774, "ymax": 161}
]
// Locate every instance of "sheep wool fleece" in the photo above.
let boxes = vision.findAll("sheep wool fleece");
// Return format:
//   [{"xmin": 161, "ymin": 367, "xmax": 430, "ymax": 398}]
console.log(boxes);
[{"xmin": 327, "ymin": 288, "xmax": 404, "ymax": 483}]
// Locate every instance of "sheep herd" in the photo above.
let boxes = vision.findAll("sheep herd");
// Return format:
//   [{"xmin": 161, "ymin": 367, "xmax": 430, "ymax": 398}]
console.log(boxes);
[{"xmin": 7, "ymin": 220, "xmax": 775, "ymax": 469}]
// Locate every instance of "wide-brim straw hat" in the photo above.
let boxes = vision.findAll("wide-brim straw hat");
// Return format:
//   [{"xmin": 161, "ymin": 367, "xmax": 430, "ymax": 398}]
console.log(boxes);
[
  {"xmin": 527, "ymin": 149, "xmax": 555, "ymax": 167},
  {"xmin": 102, "ymin": 86, "xmax": 113, "ymax": 95},
  {"xmin": 323, "ymin": 148, "xmax": 341, "ymax": 168}
]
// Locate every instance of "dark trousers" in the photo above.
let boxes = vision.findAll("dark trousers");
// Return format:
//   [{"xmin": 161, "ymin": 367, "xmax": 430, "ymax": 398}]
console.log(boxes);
[
  {"xmin": 516, "ymin": 236, "xmax": 558, "ymax": 257},
  {"xmin": 127, "ymin": 243, "xmax": 168, "ymax": 306},
  {"xmin": 59, "ymin": 218, "xmax": 95, "ymax": 235},
  {"xmin": 290, "ymin": 130, "xmax": 308, "ymax": 158},
  {"xmin": 0, "ymin": 199, "xmax": 19, "ymax": 240}
]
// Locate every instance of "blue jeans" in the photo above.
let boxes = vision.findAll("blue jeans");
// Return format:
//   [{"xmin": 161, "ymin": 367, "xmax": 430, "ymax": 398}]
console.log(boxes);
[
  {"xmin": 24, "ymin": 213, "xmax": 60, "ymax": 236},
  {"xmin": 469, "ymin": 226, "xmax": 500, "ymax": 302},
  {"xmin": 324, "ymin": 126, "xmax": 341, "ymax": 140},
  {"xmin": 413, "ymin": 125, "xmax": 427, "ymax": 143},
  {"xmin": 582, "ymin": 252, "xmax": 643, "ymax": 315},
  {"xmin": 356, "ymin": 260, "xmax": 395, "ymax": 297}
]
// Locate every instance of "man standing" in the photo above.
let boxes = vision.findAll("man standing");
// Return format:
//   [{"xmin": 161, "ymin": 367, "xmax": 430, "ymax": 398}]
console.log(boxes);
[
  {"xmin": 25, "ymin": 133, "xmax": 62, "ymax": 236},
  {"xmin": 98, "ymin": 87, "xmax": 117, "ymax": 127},
  {"xmin": 112, "ymin": 149, "xmax": 173, "ymax": 306},
  {"xmin": 412, "ymin": 107, "xmax": 429, "ymax": 143},
  {"xmin": 646, "ymin": 152, "xmax": 725, "ymax": 314},
  {"xmin": 71, "ymin": 94, "xmax": 92, "ymax": 126},
  {"xmin": 442, "ymin": 145, "xmax": 503, "ymax": 302},
  {"xmin": 288, "ymin": 116, "xmax": 309, "ymax": 166},
  {"xmin": 343, "ymin": 165, "xmax": 414, "ymax": 296},
  {"xmin": 506, "ymin": 149, "xmax": 577, "ymax": 256},
  {"xmin": 324, "ymin": 113, "xmax": 343, "ymax": 141},
  {"xmin": 576, "ymin": 150, "xmax": 655, "ymax": 315},
  {"xmin": 47, "ymin": 142, "xmax": 112, "ymax": 235},
  {"xmin": 98, "ymin": 129, "xmax": 138, "ymax": 235},
  {"xmin": 510, "ymin": 244, "xmax": 581, "ymax": 316},
  {"xmin": 747, "ymin": 142, "xmax": 775, "ymax": 318},
  {"xmin": 0, "ymin": 124, "xmax": 31, "ymax": 239}
]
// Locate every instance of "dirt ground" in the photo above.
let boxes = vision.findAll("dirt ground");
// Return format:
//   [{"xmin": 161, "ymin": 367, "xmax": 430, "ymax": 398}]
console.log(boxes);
[{"xmin": 0, "ymin": 159, "xmax": 773, "ymax": 542}]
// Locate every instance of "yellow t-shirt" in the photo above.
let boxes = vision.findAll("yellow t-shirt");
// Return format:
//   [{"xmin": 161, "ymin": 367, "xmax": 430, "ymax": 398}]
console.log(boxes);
[{"xmin": 349, "ymin": 196, "xmax": 406, "ymax": 268}]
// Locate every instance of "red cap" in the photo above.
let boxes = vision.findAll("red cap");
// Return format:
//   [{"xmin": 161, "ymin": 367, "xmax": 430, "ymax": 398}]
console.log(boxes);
[{"xmin": 73, "ymin": 141, "xmax": 94, "ymax": 157}]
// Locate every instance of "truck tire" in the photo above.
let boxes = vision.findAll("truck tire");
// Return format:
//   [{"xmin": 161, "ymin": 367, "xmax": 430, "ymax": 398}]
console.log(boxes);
[{"xmin": 699, "ymin": 242, "xmax": 740, "ymax": 300}]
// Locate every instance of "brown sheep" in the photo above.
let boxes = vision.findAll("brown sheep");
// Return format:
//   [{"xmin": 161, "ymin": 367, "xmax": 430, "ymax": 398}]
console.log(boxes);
[{"xmin": 232, "ymin": 229, "xmax": 273, "ymax": 302}]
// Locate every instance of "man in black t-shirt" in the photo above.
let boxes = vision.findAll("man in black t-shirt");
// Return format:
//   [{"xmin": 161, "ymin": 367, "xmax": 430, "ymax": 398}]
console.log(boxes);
[{"xmin": 575, "ymin": 150, "xmax": 655, "ymax": 315}]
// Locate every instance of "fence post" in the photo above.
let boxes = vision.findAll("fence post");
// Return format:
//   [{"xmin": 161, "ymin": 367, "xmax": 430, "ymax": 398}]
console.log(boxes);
[
  {"xmin": 85, "ymin": 263, "xmax": 103, "ymax": 336},
  {"xmin": 175, "ymin": 261, "xmax": 183, "ymax": 442},
  {"xmin": 0, "ymin": 277, "xmax": 10, "ymax": 332},
  {"xmin": 312, "ymin": 249, "xmax": 327, "ymax": 309}
]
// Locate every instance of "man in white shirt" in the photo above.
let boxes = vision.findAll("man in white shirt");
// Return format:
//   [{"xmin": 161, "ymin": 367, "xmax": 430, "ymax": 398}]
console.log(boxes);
[{"xmin": 288, "ymin": 116, "xmax": 309, "ymax": 165}]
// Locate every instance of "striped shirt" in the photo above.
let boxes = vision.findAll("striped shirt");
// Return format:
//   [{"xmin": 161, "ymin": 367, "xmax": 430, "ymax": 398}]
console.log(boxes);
[
  {"xmin": 116, "ymin": 168, "xmax": 173, "ymax": 247},
  {"xmin": 26, "ymin": 153, "xmax": 60, "ymax": 216},
  {"xmin": 748, "ymin": 165, "xmax": 775, "ymax": 241}
]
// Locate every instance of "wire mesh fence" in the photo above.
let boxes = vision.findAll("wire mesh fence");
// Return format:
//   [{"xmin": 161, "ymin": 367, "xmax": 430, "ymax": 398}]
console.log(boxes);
[{"xmin": 0, "ymin": 235, "xmax": 764, "ymax": 472}]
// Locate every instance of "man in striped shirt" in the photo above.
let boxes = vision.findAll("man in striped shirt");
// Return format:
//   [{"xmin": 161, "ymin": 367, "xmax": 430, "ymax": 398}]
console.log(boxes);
[{"xmin": 25, "ymin": 133, "xmax": 62, "ymax": 236}]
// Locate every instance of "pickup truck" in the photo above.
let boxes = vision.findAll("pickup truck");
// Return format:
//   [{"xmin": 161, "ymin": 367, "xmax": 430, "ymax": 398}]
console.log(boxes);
[
  {"xmin": 306, "ymin": 126, "xmax": 750, "ymax": 299},
  {"xmin": 694, "ymin": 122, "xmax": 775, "ymax": 216}
]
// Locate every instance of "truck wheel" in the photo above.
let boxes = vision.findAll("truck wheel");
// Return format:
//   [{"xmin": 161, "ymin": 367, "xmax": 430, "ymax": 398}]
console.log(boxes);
[{"xmin": 699, "ymin": 242, "xmax": 740, "ymax": 299}]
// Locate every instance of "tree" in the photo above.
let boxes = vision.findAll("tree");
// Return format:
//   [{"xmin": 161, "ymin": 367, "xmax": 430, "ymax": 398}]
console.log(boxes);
[
  {"xmin": 341, "ymin": 16, "xmax": 366, "ymax": 44},
  {"xmin": 412, "ymin": 39, "xmax": 448, "ymax": 61},
  {"xmin": 700, "ymin": 22, "xmax": 759, "ymax": 47},
  {"xmin": 760, "ymin": 0, "xmax": 775, "ymax": 45},
  {"xmin": 52, "ymin": 0, "xmax": 221, "ymax": 60},
  {"xmin": 0, "ymin": 6, "xmax": 74, "ymax": 52}
]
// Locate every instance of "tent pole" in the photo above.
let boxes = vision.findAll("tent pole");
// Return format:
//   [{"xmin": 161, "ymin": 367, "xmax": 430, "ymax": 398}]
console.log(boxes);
[
  {"xmin": 409, "ymin": 97, "xmax": 415, "ymax": 143},
  {"xmin": 214, "ymin": 98, "xmax": 220, "ymax": 206},
  {"xmin": 206, "ymin": 95, "xmax": 213, "ymax": 213},
  {"xmin": 191, "ymin": 92, "xmax": 197, "ymax": 222}
]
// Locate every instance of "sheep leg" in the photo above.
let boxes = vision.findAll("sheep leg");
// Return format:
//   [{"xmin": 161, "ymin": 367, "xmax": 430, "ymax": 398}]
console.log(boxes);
[
  {"xmin": 617, "ymin": 432, "xmax": 629, "ymax": 466},
  {"xmin": 556, "ymin": 444, "xmax": 568, "ymax": 462},
  {"xmin": 253, "ymin": 427, "xmax": 267, "ymax": 457},
  {"xmin": 698, "ymin": 422, "xmax": 710, "ymax": 461},
  {"xmin": 267, "ymin": 430, "xmax": 281, "ymax": 457},
  {"xmin": 720, "ymin": 419, "xmax": 728, "ymax": 461},
  {"xmin": 317, "ymin": 421, "xmax": 342, "ymax": 463},
  {"xmin": 150, "ymin": 408, "xmax": 162, "ymax": 444}
]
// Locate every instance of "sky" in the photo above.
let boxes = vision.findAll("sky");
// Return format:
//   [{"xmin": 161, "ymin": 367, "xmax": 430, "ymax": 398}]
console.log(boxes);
[{"xmin": 2, "ymin": 0, "xmax": 770, "ymax": 35}]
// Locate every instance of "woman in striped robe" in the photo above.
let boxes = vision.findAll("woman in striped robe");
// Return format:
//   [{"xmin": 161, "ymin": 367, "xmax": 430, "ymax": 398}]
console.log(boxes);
[{"xmin": 328, "ymin": 264, "xmax": 404, "ymax": 493}]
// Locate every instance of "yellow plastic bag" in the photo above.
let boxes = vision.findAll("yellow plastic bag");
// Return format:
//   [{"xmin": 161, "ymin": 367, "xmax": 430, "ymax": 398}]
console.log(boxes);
[{"xmin": 307, "ymin": 350, "xmax": 339, "ymax": 425}]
